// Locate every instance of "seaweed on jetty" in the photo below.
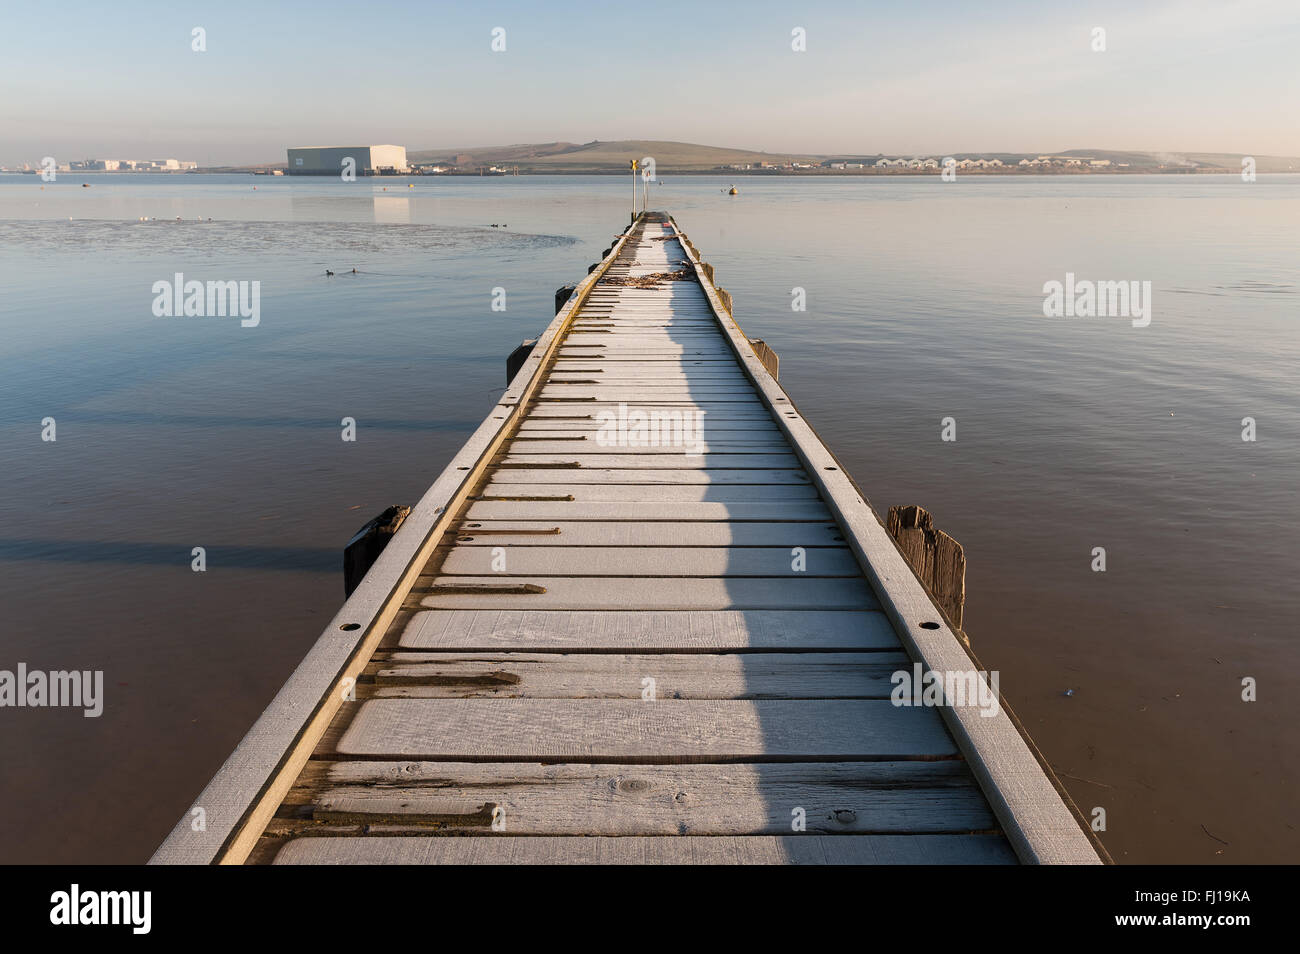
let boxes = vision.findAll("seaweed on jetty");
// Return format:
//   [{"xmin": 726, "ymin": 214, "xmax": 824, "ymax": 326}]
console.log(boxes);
[{"xmin": 600, "ymin": 268, "xmax": 698, "ymax": 287}]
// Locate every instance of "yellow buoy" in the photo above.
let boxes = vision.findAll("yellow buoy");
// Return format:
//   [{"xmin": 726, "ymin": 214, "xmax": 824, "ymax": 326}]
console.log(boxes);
[{"xmin": 728, "ymin": 186, "xmax": 738, "ymax": 195}]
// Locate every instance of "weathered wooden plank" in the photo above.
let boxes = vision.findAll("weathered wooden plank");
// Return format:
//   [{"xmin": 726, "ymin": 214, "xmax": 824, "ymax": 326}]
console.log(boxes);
[
  {"xmin": 565, "ymin": 337, "xmax": 728, "ymax": 343},
  {"xmin": 367, "ymin": 651, "xmax": 908, "ymax": 698},
  {"xmin": 412, "ymin": 576, "xmax": 878, "ymax": 610},
  {"xmin": 329, "ymin": 699, "xmax": 957, "ymax": 760},
  {"xmin": 273, "ymin": 834, "xmax": 1016, "ymax": 865},
  {"xmin": 481, "ymin": 469, "xmax": 808, "ymax": 484},
  {"xmin": 558, "ymin": 350, "xmax": 736, "ymax": 358},
  {"xmin": 437, "ymin": 546, "xmax": 859, "ymax": 577},
  {"xmin": 549, "ymin": 380, "xmax": 754, "ymax": 389},
  {"xmin": 575, "ymin": 322, "xmax": 721, "ymax": 327},
  {"xmin": 556, "ymin": 348, "xmax": 738, "ymax": 355},
  {"xmin": 515, "ymin": 432, "xmax": 785, "ymax": 445},
  {"xmin": 558, "ymin": 348, "xmax": 734, "ymax": 356},
  {"xmin": 571, "ymin": 328, "xmax": 722, "ymax": 335},
  {"xmin": 539, "ymin": 391, "xmax": 759, "ymax": 404},
  {"xmin": 395, "ymin": 608, "xmax": 899, "ymax": 651},
  {"xmin": 572, "ymin": 324, "xmax": 724, "ymax": 329},
  {"xmin": 527, "ymin": 403, "xmax": 774, "ymax": 418},
  {"xmin": 548, "ymin": 374, "xmax": 753, "ymax": 383},
  {"xmin": 519, "ymin": 419, "xmax": 780, "ymax": 433},
  {"xmin": 478, "ymin": 483, "xmax": 816, "ymax": 501},
  {"xmin": 504, "ymin": 440, "xmax": 790, "ymax": 455},
  {"xmin": 518, "ymin": 422, "xmax": 783, "ymax": 434},
  {"xmin": 298, "ymin": 760, "xmax": 995, "ymax": 833},
  {"xmin": 450, "ymin": 521, "xmax": 843, "ymax": 546},
  {"xmin": 571, "ymin": 324, "xmax": 722, "ymax": 331},
  {"xmin": 498, "ymin": 454, "xmax": 801, "ymax": 469},
  {"xmin": 562, "ymin": 333, "xmax": 729, "ymax": 339},
  {"xmin": 463, "ymin": 501, "xmax": 830, "ymax": 521},
  {"xmin": 552, "ymin": 359, "xmax": 743, "ymax": 368}
]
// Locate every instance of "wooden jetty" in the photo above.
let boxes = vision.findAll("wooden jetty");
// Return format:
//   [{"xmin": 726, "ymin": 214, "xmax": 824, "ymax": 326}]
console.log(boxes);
[{"xmin": 153, "ymin": 212, "xmax": 1101, "ymax": 865}]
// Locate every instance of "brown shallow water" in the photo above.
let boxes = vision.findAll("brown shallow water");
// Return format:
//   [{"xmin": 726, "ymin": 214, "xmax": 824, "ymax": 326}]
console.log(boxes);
[{"xmin": 0, "ymin": 173, "xmax": 1296, "ymax": 863}]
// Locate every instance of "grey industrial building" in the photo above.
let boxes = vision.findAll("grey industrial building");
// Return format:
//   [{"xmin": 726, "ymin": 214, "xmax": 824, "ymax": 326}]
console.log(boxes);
[{"xmin": 285, "ymin": 145, "xmax": 409, "ymax": 176}]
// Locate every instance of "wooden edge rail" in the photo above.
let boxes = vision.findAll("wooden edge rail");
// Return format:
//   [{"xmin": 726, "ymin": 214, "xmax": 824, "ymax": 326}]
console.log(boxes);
[
  {"xmin": 668, "ymin": 215, "xmax": 1100, "ymax": 865},
  {"xmin": 150, "ymin": 216, "xmax": 643, "ymax": 865}
]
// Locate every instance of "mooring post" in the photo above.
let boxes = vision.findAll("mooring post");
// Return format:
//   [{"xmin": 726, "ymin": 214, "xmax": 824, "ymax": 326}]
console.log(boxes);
[
  {"xmin": 554, "ymin": 284, "xmax": 576, "ymax": 314},
  {"xmin": 343, "ymin": 505, "xmax": 411, "ymax": 597},
  {"xmin": 506, "ymin": 338, "xmax": 538, "ymax": 384}
]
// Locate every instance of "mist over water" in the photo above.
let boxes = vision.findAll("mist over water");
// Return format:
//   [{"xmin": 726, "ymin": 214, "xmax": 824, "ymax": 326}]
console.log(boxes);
[{"xmin": 1, "ymin": 173, "xmax": 1296, "ymax": 863}]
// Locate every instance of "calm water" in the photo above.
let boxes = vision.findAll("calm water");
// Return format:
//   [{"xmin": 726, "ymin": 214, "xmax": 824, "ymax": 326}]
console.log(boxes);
[{"xmin": 1, "ymin": 173, "xmax": 1296, "ymax": 863}]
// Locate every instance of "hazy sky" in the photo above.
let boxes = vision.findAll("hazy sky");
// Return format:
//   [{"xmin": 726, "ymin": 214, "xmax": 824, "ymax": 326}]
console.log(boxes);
[{"xmin": 3, "ymin": 0, "xmax": 1299, "ymax": 165}]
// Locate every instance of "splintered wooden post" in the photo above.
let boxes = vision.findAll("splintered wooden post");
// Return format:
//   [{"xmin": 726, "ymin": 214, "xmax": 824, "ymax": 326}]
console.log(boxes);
[
  {"xmin": 886, "ymin": 505, "xmax": 965, "ymax": 631},
  {"xmin": 749, "ymin": 338, "xmax": 779, "ymax": 380}
]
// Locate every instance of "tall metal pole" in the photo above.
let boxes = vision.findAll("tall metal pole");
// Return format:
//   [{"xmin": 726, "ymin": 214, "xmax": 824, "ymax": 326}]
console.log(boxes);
[{"xmin": 630, "ymin": 159, "xmax": 638, "ymax": 223}]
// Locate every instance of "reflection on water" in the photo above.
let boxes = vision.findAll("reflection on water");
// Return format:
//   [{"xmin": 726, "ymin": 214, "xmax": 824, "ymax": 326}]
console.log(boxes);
[
  {"xmin": 0, "ymin": 217, "xmax": 574, "ymax": 255},
  {"xmin": 372, "ymin": 195, "xmax": 409, "ymax": 225},
  {"xmin": 0, "ymin": 173, "xmax": 1297, "ymax": 863}
]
